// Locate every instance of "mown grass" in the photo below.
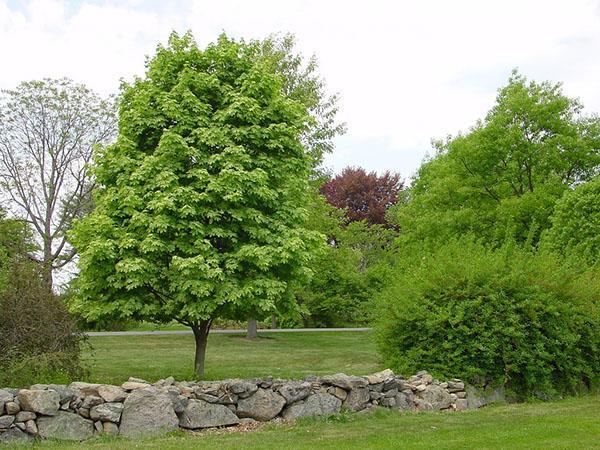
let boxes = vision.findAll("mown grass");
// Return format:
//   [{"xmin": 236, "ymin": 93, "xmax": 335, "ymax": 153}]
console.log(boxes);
[
  {"xmin": 9, "ymin": 395, "xmax": 599, "ymax": 449},
  {"xmin": 82, "ymin": 331, "xmax": 381, "ymax": 384}
]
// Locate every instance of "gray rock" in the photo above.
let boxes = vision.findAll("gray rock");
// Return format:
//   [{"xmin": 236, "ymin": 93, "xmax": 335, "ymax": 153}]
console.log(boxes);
[
  {"xmin": 321, "ymin": 373, "xmax": 368, "ymax": 390},
  {"xmin": 121, "ymin": 381, "xmax": 151, "ymax": 391},
  {"xmin": 78, "ymin": 407, "xmax": 90, "ymax": 418},
  {"xmin": 155, "ymin": 376, "xmax": 175, "ymax": 387},
  {"xmin": 455, "ymin": 399, "xmax": 468, "ymax": 410},
  {"xmin": 25, "ymin": 419, "xmax": 38, "ymax": 435},
  {"xmin": 178, "ymin": 399, "xmax": 239, "ymax": 429},
  {"xmin": 465, "ymin": 385, "xmax": 505, "ymax": 409},
  {"xmin": 342, "ymin": 387, "xmax": 370, "ymax": 411},
  {"xmin": 419, "ymin": 385, "xmax": 453, "ymax": 410},
  {"xmin": 0, "ymin": 427, "xmax": 34, "ymax": 444},
  {"xmin": 119, "ymin": 388, "xmax": 178, "ymax": 438},
  {"xmin": 94, "ymin": 420, "xmax": 103, "ymax": 433},
  {"xmin": 97, "ymin": 385, "xmax": 127, "ymax": 403},
  {"xmin": 5, "ymin": 401, "xmax": 20, "ymax": 415},
  {"xmin": 0, "ymin": 415, "xmax": 15, "ymax": 429},
  {"xmin": 47, "ymin": 385, "xmax": 76, "ymax": 404},
  {"xmin": 283, "ymin": 393, "xmax": 342, "ymax": 420},
  {"xmin": 18, "ymin": 389, "xmax": 60, "ymax": 416},
  {"xmin": 277, "ymin": 382, "xmax": 311, "ymax": 404},
  {"xmin": 81, "ymin": 395, "xmax": 103, "ymax": 409},
  {"xmin": 102, "ymin": 421, "xmax": 119, "ymax": 435},
  {"xmin": 90, "ymin": 402, "xmax": 123, "ymax": 423},
  {"xmin": 69, "ymin": 382, "xmax": 101, "ymax": 397},
  {"xmin": 128, "ymin": 377, "xmax": 149, "ymax": 384},
  {"xmin": 226, "ymin": 380, "xmax": 258, "ymax": 398},
  {"xmin": 15, "ymin": 421, "xmax": 26, "ymax": 431},
  {"xmin": 380, "ymin": 397, "xmax": 396, "ymax": 407},
  {"xmin": 414, "ymin": 398, "xmax": 433, "ymax": 410},
  {"xmin": 15, "ymin": 411, "xmax": 36, "ymax": 422},
  {"xmin": 328, "ymin": 386, "xmax": 348, "ymax": 401},
  {"xmin": 37, "ymin": 411, "xmax": 94, "ymax": 441},
  {"xmin": 447, "ymin": 381, "xmax": 465, "ymax": 392},
  {"xmin": 395, "ymin": 393, "xmax": 413, "ymax": 410},
  {"xmin": 236, "ymin": 388, "xmax": 286, "ymax": 421},
  {"xmin": 0, "ymin": 389, "xmax": 13, "ymax": 415}
]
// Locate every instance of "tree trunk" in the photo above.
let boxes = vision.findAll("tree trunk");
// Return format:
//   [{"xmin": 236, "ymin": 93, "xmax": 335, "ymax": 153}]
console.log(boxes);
[
  {"xmin": 191, "ymin": 320, "xmax": 211, "ymax": 378},
  {"xmin": 271, "ymin": 315, "xmax": 277, "ymax": 329},
  {"xmin": 247, "ymin": 319, "xmax": 258, "ymax": 339}
]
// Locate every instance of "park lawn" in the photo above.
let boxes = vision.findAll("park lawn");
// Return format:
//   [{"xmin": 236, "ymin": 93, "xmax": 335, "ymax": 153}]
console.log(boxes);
[
  {"xmin": 82, "ymin": 331, "xmax": 381, "ymax": 384},
  {"xmin": 15, "ymin": 395, "xmax": 600, "ymax": 449}
]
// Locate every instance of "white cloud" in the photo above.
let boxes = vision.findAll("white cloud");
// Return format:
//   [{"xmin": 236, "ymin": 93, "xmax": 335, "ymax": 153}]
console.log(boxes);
[{"xmin": 2, "ymin": 0, "xmax": 600, "ymax": 179}]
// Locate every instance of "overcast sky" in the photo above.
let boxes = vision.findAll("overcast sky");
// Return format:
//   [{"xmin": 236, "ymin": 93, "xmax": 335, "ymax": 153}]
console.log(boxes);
[{"xmin": 2, "ymin": 0, "xmax": 600, "ymax": 180}]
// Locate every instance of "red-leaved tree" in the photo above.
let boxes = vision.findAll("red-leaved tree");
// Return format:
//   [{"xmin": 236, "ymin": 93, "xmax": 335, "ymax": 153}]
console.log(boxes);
[{"xmin": 320, "ymin": 167, "xmax": 403, "ymax": 226}]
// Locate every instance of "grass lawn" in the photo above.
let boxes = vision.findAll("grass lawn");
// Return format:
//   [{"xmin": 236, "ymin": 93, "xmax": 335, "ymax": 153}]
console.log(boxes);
[
  {"xmin": 12, "ymin": 395, "xmax": 599, "ymax": 449},
  {"xmin": 82, "ymin": 331, "xmax": 381, "ymax": 384}
]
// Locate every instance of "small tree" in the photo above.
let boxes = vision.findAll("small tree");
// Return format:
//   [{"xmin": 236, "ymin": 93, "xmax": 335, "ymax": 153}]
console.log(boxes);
[
  {"xmin": 0, "ymin": 79, "xmax": 116, "ymax": 289},
  {"xmin": 71, "ymin": 33, "xmax": 322, "ymax": 377},
  {"xmin": 320, "ymin": 167, "xmax": 403, "ymax": 226}
]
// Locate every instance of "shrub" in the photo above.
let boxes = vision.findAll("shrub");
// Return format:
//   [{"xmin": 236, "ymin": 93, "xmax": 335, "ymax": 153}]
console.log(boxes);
[
  {"xmin": 0, "ymin": 261, "xmax": 85, "ymax": 387},
  {"xmin": 375, "ymin": 240, "xmax": 600, "ymax": 398}
]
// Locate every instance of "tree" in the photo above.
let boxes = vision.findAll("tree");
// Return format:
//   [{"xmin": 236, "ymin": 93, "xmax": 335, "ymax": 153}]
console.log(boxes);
[
  {"xmin": 0, "ymin": 79, "xmax": 116, "ymax": 290},
  {"xmin": 320, "ymin": 167, "xmax": 403, "ymax": 226},
  {"xmin": 243, "ymin": 34, "xmax": 346, "ymax": 336},
  {"xmin": 391, "ymin": 71, "xmax": 600, "ymax": 246},
  {"xmin": 258, "ymin": 33, "xmax": 346, "ymax": 169},
  {"xmin": 542, "ymin": 176, "xmax": 600, "ymax": 265},
  {"xmin": 71, "ymin": 33, "xmax": 322, "ymax": 377}
]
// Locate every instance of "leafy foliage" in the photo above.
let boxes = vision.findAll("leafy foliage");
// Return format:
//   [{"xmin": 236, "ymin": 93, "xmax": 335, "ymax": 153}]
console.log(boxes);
[
  {"xmin": 375, "ymin": 240, "xmax": 600, "ymax": 397},
  {"xmin": 391, "ymin": 71, "xmax": 600, "ymax": 246},
  {"xmin": 70, "ymin": 32, "xmax": 322, "ymax": 375},
  {"xmin": 542, "ymin": 176, "xmax": 600, "ymax": 265},
  {"xmin": 320, "ymin": 167, "xmax": 403, "ymax": 226},
  {"xmin": 0, "ymin": 212, "xmax": 84, "ymax": 387}
]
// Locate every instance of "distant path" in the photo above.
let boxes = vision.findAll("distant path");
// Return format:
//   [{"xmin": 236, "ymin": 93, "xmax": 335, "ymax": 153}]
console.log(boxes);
[{"xmin": 86, "ymin": 327, "xmax": 372, "ymax": 337}]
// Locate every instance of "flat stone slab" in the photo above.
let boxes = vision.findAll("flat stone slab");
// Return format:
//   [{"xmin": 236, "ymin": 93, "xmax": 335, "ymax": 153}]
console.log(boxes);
[
  {"xmin": 236, "ymin": 388, "xmax": 286, "ymax": 421},
  {"xmin": 178, "ymin": 399, "xmax": 239, "ymax": 429},
  {"xmin": 18, "ymin": 389, "xmax": 60, "ymax": 416},
  {"xmin": 37, "ymin": 411, "xmax": 94, "ymax": 441},
  {"xmin": 119, "ymin": 388, "xmax": 178, "ymax": 438}
]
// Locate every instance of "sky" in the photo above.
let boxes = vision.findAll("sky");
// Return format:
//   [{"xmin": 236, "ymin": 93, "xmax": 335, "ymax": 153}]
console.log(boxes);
[{"xmin": 2, "ymin": 0, "xmax": 600, "ymax": 180}]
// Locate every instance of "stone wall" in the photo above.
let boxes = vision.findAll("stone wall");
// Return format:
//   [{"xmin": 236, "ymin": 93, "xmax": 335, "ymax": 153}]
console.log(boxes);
[{"xmin": 0, "ymin": 370, "xmax": 470, "ymax": 443}]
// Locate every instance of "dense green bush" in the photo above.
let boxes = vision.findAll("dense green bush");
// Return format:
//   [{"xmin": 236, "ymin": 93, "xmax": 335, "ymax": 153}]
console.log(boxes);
[
  {"xmin": 375, "ymin": 240, "xmax": 600, "ymax": 398},
  {"xmin": 542, "ymin": 176, "xmax": 600, "ymax": 266}
]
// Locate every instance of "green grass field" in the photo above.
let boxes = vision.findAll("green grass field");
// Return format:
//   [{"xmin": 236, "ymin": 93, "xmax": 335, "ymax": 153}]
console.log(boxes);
[
  {"xmin": 12, "ymin": 396, "xmax": 600, "ymax": 449},
  {"xmin": 6, "ymin": 331, "xmax": 599, "ymax": 449},
  {"xmin": 82, "ymin": 331, "xmax": 381, "ymax": 384}
]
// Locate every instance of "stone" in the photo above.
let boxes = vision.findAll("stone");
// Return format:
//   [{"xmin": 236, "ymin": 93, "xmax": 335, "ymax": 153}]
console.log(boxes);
[
  {"xmin": 382, "ymin": 378, "xmax": 402, "ymax": 391},
  {"xmin": 369, "ymin": 391, "xmax": 384, "ymax": 401},
  {"xmin": 78, "ymin": 407, "xmax": 90, "ymax": 418},
  {"xmin": 102, "ymin": 421, "xmax": 119, "ymax": 435},
  {"xmin": 25, "ymin": 419, "xmax": 37, "ymax": 435},
  {"xmin": 342, "ymin": 387, "xmax": 370, "ymax": 411},
  {"xmin": 384, "ymin": 388, "xmax": 398, "ymax": 398},
  {"xmin": 226, "ymin": 380, "xmax": 258, "ymax": 398},
  {"xmin": 47, "ymin": 385, "xmax": 77, "ymax": 404},
  {"xmin": 369, "ymin": 382, "xmax": 384, "ymax": 393},
  {"xmin": 69, "ymin": 382, "xmax": 101, "ymax": 397},
  {"xmin": 277, "ymin": 382, "xmax": 311, "ymax": 404},
  {"xmin": 154, "ymin": 376, "xmax": 175, "ymax": 387},
  {"xmin": 419, "ymin": 384, "xmax": 453, "ymax": 410},
  {"xmin": 37, "ymin": 411, "xmax": 94, "ymax": 441},
  {"xmin": 5, "ymin": 401, "xmax": 20, "ymax": 415},
  {"xmin": 81, "ymin": 395, "xmax": 104, "ymax": 409},
  {"xmin": 465, "ymin": 385, "xmax": 505, "ymax": 409},
  {"xmin": 98, "ymin": 385, "xmax": 127, "ymax": 403},
  {"xmin": 0, "ymin": 415, "xmax": 15, "ymax": 429},
  {"xmin": 0, "ymin": 389, "xmax": 12, "ymax": 415},
  {"xmin": 236, "ymin": 388, "xmax": 286, "ymax": 421},
  {"xmin": 455, "ymin": 399, "xmax": 468, "ymax": 410},
  {"xmin": 456, "ymin": 391, "xmax": 467, "ymax": 399},
  {"xmin": 395, "ymin": 393, "xmax": 413, "ymax": 410},
  {"xmin": 414, "ymin": 398, "xmax": 433, "ymax": 410},
  {"xmin": 121, "ymin": 381, "xmax": 151, "ymax": 391},
  {"xmin": 0, "ymin": 427, "xmax": 34, "ymax": 444},
  {"xmin": 365, "ymin": 369, "xmax": 394, "ymax": 385},
  {"xmin": 15, "ymin": 421, "xmax": 26, "ymax": 431},
  {"xmin": 18, "ymin": 389, "xmax": 60, "ymax": 416},
  {"xmin": 282, "ymin": 393, "xmax": 342, "ymax": 420},
  {"xmin": 380, "ymin": 397, "xmax": 396, "ymax": 407},
  {"xmin": 328, "ymin": 386, "xmax": 348, "ymax": 401},
  {"xmin": 119, "ymin": 388, "xmax": 178, "ymax": 438},
  {"xmin": 94, "ymin": 420, "xmax": 103, "ymax": 433},
  {"xmin": 90, "ymin": 402, "xmax": 123, "ymax": 423},
  {"xmin": 178, "ymin": 399, "xmax": 240, "ymax": 429},
  {"xmin": 447, "ymin": 381, "xmax": 465, "ymax": 392},
  {"xmin": 15, "ymin": 411, "xmax": 36, "ymax": 422},
  {"xmin": 128, "ymin": 377, "xmax": 149, "ymax": 384},
  {"xmin": 321, "ymin": 373, "xmax": 368, "ymax": 390}
]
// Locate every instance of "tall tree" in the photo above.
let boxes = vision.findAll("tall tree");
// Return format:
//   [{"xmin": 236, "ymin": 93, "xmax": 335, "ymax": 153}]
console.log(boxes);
[
  {"xmin": 0, "ymin": 79, "xmax": 116, "ymax": 289},
  {"xmin": 392, "ymin": 71, "xmax": 600, "ymax": 245},
  {"xmin": 320, "ymin": 167, "xmax": 403, "ymax": 226},
  {"xmin": 71, "ymin": 33, "xmax": 322, "ymax": 377}
]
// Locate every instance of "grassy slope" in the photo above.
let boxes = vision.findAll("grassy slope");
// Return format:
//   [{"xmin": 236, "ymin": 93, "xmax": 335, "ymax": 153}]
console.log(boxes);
[
  {"xmin": 82, "ymin": 331, "xmax": 381, "ymax": 384},
  {"xmin": 20, "ymin": 396, "xmax": 600, "ymax": 449}
]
